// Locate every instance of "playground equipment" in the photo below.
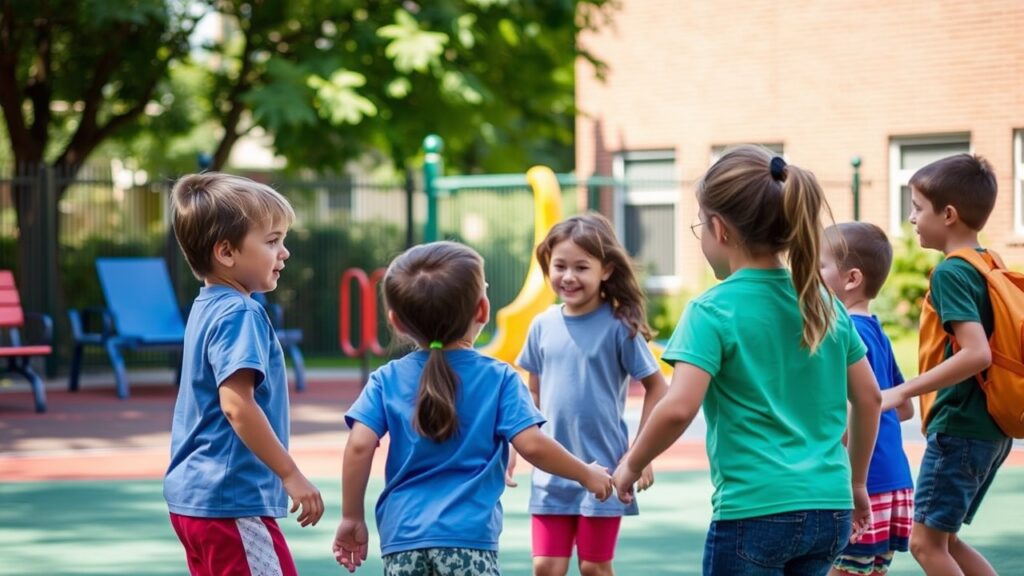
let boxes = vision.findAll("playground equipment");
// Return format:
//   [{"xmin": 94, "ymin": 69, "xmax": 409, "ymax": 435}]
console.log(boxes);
[{"xmin": 339, "ymin": 267, "xmax": 386, "ymax": 381}]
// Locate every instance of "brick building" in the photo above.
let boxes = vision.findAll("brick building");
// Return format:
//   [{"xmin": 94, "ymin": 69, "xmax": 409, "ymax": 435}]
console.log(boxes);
[{"xmin": 576, "ymin": 0, "xmax": 1024, "ymax": 294}]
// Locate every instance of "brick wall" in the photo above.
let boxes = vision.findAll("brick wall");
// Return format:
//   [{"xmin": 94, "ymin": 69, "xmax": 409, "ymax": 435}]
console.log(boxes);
[{"xmin": 577, "ymin": 0, "xmax": 1024, "ymax": 291}]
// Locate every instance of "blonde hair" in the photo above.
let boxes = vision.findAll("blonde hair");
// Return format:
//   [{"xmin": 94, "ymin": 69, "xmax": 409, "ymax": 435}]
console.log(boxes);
[
  {"xmin": 697, "ymin": 145, "xmax": 835, "ymax": 352},
  {"xmin": 382, "ymin": 241, "xmax": 485, "ymax": 443},
  {"xmin": 535, "ymin": 212, "xmax": 655, "ymax": 340},
  {"xmin": 171, "ymin": 172, "xmax": 295, "ymax": 280}
]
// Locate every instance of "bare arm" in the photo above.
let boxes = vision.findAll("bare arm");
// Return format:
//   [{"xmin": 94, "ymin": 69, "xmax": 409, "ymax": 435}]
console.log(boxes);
[
  {"xmin": 632, "ymin": 370, "xmax": 669, "ymax": 491},
  {"xmin": 219, "ymin": 370, "xmax": 323, "ymax": 526},
  {"xmin": 613, "ymin": 362, "xmax": 708, "ymax": 503},
  {"xmin": 511, "ymin": 426, "xmax": 612, "ymax": 500},
  {"xmin": 896, "ymin": 397, "xmax": 915, "ymax": 422},
  {"xmin": 333, "ymin": 422, "xmax": 378, "ymax": 572},
  {"xmin": 846, "ymin": 357, "xmax": 882, "ymax": 541},
  {"xmin": 527, "ymin": 372, "xmax": 541, "ymax": 408},
  {"xmin": 881, "ymin": 321, "xmax": 989, "ymax": 411}
]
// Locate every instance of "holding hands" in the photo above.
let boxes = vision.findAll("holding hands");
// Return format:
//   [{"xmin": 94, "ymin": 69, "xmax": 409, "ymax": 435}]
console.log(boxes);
[{"xmin": 581, "ymin": 461, "xmax": 615, "ymax": 501}]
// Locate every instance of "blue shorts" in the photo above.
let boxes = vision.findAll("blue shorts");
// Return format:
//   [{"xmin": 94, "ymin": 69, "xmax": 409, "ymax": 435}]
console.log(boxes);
[{"xmin": 914, "ymin": 432, "xmax": 1012, "ymax": 533}]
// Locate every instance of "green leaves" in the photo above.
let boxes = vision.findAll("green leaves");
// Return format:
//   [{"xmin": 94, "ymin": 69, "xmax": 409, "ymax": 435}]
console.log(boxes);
[
  {"xmin": 377, "ymin": 9, "xmax": 449, "ymax": 74},
  {"xmin": 308, "ymin": 70, "xmax": 378, "ymax": 125}
]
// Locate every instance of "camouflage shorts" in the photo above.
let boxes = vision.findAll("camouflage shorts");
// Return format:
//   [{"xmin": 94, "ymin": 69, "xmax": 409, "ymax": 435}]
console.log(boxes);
[{"xmin": 382, "ymin": 547, "xmax": 500, "ymax": 575}]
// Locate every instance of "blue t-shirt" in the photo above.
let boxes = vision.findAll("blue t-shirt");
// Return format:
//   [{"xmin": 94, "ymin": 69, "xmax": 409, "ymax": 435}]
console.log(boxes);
[
  {"xmin": 516, "ymin": 303, "xmax": 660, "ymax": 517},
  {"xmin": 345, "ymin": 349, "xmax": 544, "ymax": 556},
  {"xmin": 851, "ymin": 314, "xmax": 914, "ymax": 494},
  {"xmin": 164, "ymin": 285, "xmax": 290, "ymax": 518}
]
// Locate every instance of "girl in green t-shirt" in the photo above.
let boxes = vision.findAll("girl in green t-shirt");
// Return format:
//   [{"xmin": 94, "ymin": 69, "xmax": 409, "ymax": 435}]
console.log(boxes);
[{"xmin": 611, "ymin": 145, "xmax": 882, "ymax": 576}]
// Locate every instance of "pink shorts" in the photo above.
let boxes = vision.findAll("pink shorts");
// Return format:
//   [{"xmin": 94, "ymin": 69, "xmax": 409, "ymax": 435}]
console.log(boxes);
[
  {"xmin": 531, "ymin": 514, "xmax": 622, "ymax": 563},
  {"xmin": 169, "ymin": 513, "xmax": 297, "ymax": 576}
]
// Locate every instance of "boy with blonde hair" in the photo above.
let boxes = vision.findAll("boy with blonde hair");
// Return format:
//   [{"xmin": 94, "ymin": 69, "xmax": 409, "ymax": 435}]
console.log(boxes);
[
  {"xmin": 164, "ymin": 172, "xmax": 323, "ymax": 576},
  {"xmin": 880, "ymin": 154, "xmax": 1011, "ymax": 575}
]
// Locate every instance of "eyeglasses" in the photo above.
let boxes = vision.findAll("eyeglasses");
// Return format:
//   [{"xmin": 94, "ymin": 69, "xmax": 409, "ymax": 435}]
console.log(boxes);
[{"xmin": 690, "ymin": 219, "xmax": 706, "ymax": 240}]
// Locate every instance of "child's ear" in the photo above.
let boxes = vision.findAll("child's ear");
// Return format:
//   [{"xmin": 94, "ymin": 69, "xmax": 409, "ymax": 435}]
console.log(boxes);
[
  {"xmin": 475, "ymin": 296, "xmax": 490, "ymax": 325},
  {"xmin": 845, "ymin": 268, "xmax": 864, "ymax": 293},
  {"xmin": 601, "ymin": 263, "xmax": 614, "ymax": 282},
  {"xmin": 387, "ymin": 310, "xmax": 407, "ymax": 336},
  {"xmin": 943, "ymin": 204, "xmax": 959, "ymax": 226},
  {"xmin": 212, "ymin": 239, "xmax": 236, "ymax": 268}
]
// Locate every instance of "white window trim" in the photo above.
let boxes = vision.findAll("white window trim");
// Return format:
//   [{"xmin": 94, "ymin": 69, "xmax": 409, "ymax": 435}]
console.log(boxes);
[
  {"xmin": 888, "ymin": 134, "xmax": 971, "ymax": 235},
  {"xmin": 612, "ymin": 150, "xmax": 681, "ymax": 292},
  {"xmin": 1014, "ymin": 130, "xmax": 1024, "ymax": 236}
]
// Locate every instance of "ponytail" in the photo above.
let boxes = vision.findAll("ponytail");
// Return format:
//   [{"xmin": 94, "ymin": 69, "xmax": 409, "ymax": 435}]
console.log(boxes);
[
  {"xmin": 414, "ymin": 345, "xmax": 459, "ymax": 442},
  {"xmin": 782, "ymin": 164, "xmax": 835, "ymax": 353}
]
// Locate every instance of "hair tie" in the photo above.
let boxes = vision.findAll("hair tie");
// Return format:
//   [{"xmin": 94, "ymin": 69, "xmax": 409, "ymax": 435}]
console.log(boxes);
[
  {"xmin": 770, "ymin": 156, "xmax": 787, "ymax": 182},
  {"xmin": 429, "ymin": 341, "xmax": 444, "ymax": 350}
]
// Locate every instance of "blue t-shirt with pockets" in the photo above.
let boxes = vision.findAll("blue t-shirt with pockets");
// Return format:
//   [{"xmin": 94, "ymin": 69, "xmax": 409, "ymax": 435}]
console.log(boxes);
[
  {"xmin": 517, "ymin": 303, "xmax": 660, "ymax": 517},
  {"xmin": 852, "ymin": 314, "xmax": 914, "ymax": 494},
  {"xmin": 345, "ymin": 349, "xmax": 544, "ymax": 556},
  {"xmin": 164, "ymin": 285, "xmax": 290, "ymax": 518}
]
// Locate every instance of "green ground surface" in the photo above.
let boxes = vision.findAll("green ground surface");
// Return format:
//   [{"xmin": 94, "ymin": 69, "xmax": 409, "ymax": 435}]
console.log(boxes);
[{"xmin": 3, "ymin": 470, "xmax": 1023, "ymax": 575}]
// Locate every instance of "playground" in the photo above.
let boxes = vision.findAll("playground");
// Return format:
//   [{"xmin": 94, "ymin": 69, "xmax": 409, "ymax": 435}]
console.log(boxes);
[{"xmin": 2, "ymin": 373, "xmax": 1024, "ymax": 575}]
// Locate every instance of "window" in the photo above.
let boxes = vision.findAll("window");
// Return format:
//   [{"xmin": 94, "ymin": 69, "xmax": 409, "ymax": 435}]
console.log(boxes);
[
  {"xmin": 1015, "ymin": 130, "xmax": 1024, "ymax": 234},
  {"xmin": 613, "ymin": 151, "xmax": 679, "ymax": 291},
  {"xmin": 889, "ymin": 135, "xmax": 970, "ymax": 233},
  {"xmin": 710, "ymin": 143, "xmax": 785, "ymax": 165}
]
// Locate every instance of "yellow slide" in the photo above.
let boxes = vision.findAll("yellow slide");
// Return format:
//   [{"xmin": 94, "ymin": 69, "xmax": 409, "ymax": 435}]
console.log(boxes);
[
  {"xmin": 480, "ymin": 166, "xmax": 561, "ymax": 364},
  {"xmin": 481, "ymin": 166, "xmax": 673, "ymax": 379}
]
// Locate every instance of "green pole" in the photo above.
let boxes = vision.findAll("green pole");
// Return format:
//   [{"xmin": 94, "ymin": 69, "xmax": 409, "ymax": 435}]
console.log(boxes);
[
  {"xmin": 422, "ymin": 134, "xmax": 444, "ymax": 242},
  {"xmin": 851, "ymin": 156, "xmax": 862, "ymax": 221}
]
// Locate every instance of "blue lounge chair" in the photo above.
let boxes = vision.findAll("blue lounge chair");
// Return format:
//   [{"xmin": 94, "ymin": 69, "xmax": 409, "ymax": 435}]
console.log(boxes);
[{"xmin": 67, "ymin": 257, "xmax": 185, "ymax": 399}]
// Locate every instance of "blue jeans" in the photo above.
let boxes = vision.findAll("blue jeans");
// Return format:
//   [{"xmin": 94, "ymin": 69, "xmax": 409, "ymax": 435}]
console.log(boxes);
[
  {"xmin": 914, "ymin": 432, "xmax": 1012, "ymax": 533},
  {"xmin": 703, "ymin": 509, "xmax": 852, "ymax": 576}
]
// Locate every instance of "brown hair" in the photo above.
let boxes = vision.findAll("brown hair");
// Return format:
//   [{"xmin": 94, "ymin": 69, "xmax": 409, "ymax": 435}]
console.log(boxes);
[
  {"xmin": 171, "ymin": 172, "xmax": 295, "ymax": 280},
  {"xmin": 535, "ymin": 212, "xmax": 654, "ymax": 341},
  {"xmin": 697, "ymin": 145, "xmax": 835, "ymax": 352},
  {"xmin": 824, "ymin": 222, "xmax": 893, "ymax": 299},
  {"xmin": 382, "ymin": 241, "xmax": 485, "ymax": 442},
  {"xmin": 909, "ymin": 153, "xmax": 997, "ymax": 231}
]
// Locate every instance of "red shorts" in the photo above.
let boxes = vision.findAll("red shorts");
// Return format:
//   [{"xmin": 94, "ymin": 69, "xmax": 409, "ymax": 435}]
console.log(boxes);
[
  {"xmin": 531, "ymin": 514, "xmax": 622, "ymax": 563},
  {"xmin": 169, "ymin": 513, "xmax": 297, "ymax": 576}
]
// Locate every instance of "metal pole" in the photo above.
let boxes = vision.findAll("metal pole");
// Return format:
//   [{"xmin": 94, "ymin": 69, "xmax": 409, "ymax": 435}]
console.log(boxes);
[
  {"xmin": 404, "ymin": 168, "xmax": 415, "ymax": 249},
  {"xmin": 422, "ymin": 135, "xmax": 443, "ymax": 242},
  {"xmin": 851, "ymin": 156, "xmax": 862, "ymax": 221}
]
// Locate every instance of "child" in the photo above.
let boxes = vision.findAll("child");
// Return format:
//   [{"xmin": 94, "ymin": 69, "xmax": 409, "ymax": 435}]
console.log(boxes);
[
  {"xmin": 613, "ymin": 145, "xmax": 881, "ymax": 575},
  {"xmin": 164, "ymin": 172, "xmax": 323, "ymax": 576},
  {"xmin": 514, "ymin": 212, "xmax": 669, "ymax": 576},
  {"xmin": 821, "ymin": 222, "xmax": 915, "ymax": 576},
  {"xmin": 332, "ymin": 241, "xmax": 613, "ymax": 575},
  {"xmin": 879, "ymin": 154, "xmax": 1012, "ymax": 576}
]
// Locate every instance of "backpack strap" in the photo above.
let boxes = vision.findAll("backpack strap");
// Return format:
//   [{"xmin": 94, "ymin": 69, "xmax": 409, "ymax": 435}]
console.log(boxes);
[{"xmin": 948, "ymin": 247, "xmax": 1003, "ymax": 274}]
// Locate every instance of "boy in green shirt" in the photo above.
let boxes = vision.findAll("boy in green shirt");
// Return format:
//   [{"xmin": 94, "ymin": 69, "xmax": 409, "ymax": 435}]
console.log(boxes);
[{"xmin": 880, "ymin": 153, "xmax": 1012, "ymax": 575}]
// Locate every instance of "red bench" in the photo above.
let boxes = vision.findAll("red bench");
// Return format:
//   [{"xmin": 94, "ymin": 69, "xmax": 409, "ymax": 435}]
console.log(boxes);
[{"xmin": 0, "ymin": 270, "xmax": 52, "ymax": 412}]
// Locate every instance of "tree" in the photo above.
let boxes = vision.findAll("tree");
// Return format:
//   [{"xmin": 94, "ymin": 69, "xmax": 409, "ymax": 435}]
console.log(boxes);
[{"xmin": 0, "ymin": 0, "xmax": 614, "ymax": 311}]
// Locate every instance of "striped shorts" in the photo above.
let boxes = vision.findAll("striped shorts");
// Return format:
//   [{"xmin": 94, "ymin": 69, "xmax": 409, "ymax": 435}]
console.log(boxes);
[
  {"xmin": 169, "ymin": 513, "xmax": 297, "ymax": 576},
  {"xmin": 832, "ymin": 488, "xmax": 913, "ymax": 575}
]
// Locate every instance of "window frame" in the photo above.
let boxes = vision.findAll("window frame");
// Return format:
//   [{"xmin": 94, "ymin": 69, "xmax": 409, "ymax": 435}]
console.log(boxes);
[
  {"xmin": 1014, "ymin": 130, "xmax": 1024, "ymax": 235},
  {"xmin": 888, "ymin": 134, "xmax": 971, "ymax": 235},
  {"xmin": 612, "ymin": 149, "xmax": 680, "ymax": 292}
]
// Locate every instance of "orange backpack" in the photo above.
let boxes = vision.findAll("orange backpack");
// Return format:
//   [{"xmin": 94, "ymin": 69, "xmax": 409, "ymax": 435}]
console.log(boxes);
[{"xmin": 918, "ymin": 248, "xmax": 1024, "ymax": 438}]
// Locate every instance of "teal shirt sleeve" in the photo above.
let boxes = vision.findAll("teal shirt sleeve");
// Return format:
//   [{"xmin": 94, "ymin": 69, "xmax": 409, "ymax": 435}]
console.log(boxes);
[
  {"xmin": 930, "ymin": 259, "xmax": 991, "ymax": 334},
  {"xmin": 661, "ymin": 299, "xmax": 724, "ymax": 377}
]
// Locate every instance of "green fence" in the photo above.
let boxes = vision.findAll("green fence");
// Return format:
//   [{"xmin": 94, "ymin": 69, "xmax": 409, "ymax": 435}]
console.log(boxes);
[{"xmin": 1, "ymin": 150, "xmax": 695, "ymax": 378}]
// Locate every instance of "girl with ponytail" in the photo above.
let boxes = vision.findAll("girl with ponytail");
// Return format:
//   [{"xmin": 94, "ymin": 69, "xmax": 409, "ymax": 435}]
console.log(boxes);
[
  {"xmin": 612, "ymin": 146, "xmax": 882, "ymax": 575},
  {"xmin": 334, "ymin": 241, "xmax": 613, "ymax": 574}
]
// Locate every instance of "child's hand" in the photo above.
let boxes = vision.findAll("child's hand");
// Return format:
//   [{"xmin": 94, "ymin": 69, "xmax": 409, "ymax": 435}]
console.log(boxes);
[
  {"xmin": 879, "ymin": 386, "xmax": 905, "ymax": 413},
  {"xmin": 581, "ymin": 461, "xmax": 613, "ymax": 502},
  {"xmin": 283, "ymin": 471, "xmax": 324, "ymax": 527},
  {"xmin": 850, "ymin": 482, "xmax": 871, "ymax": 543},
  {"xmin": 637, "ymin": 464, "xmax": 655, "ymax": 492},
  {"xmin": 611, "ymin": 461, "xmax": 640, "ymax": 504},
  {"xmin": 504, "ymin": 448, "xmax": 518, "ymax": 488},
  {"xmin": 333, "ymin": 518, "xmax": 369, "ymax": 573}
]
